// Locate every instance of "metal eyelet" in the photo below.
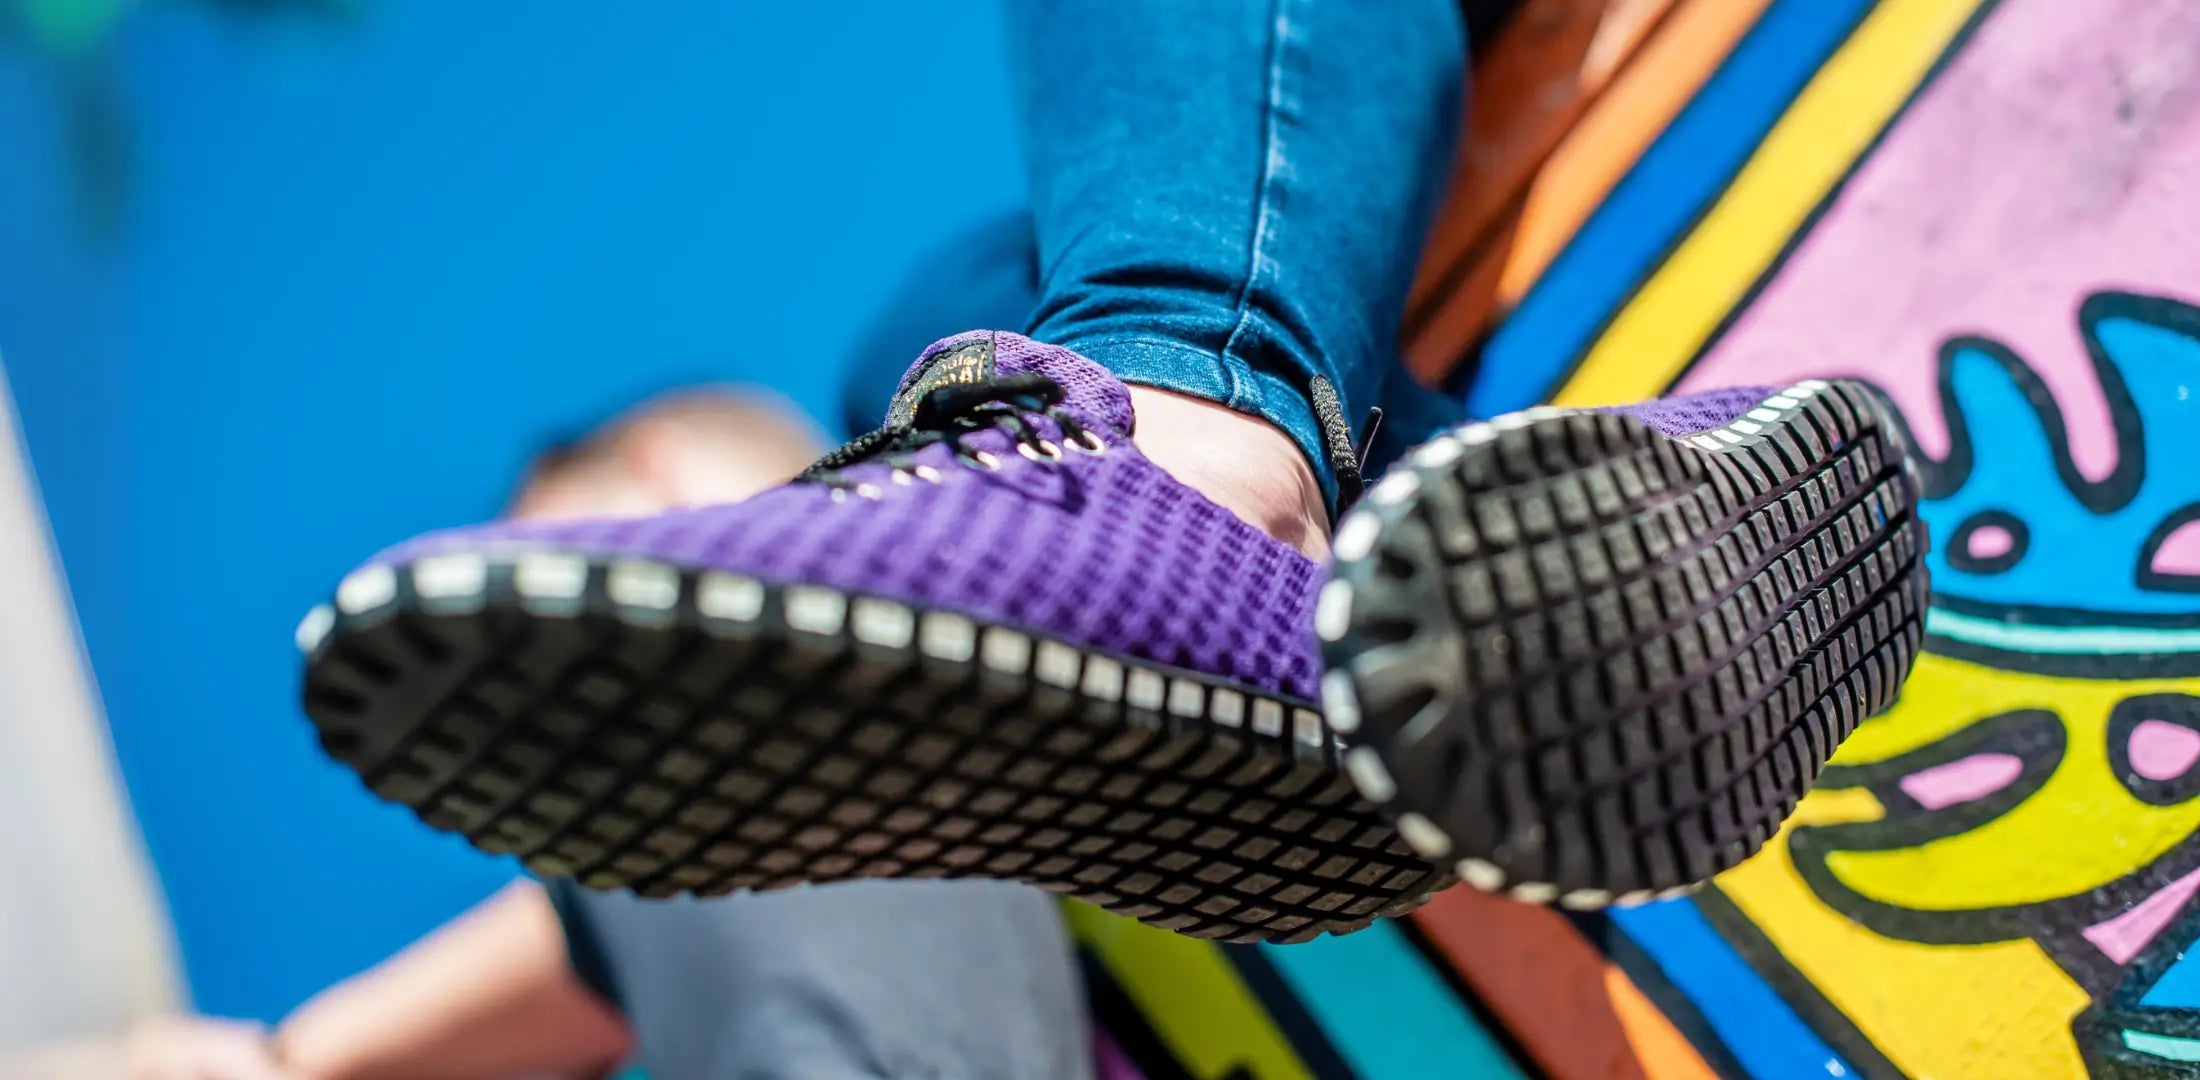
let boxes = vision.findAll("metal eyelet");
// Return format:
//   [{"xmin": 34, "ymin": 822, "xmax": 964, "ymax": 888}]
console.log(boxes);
[
  {"xmin": 911, "ymin": 464, "xmax": 944, "ymax": 484},
  {"xmin": 1068, "ymin": 430, "xmax": 1108, "ymax": 456},
  {"xmin": 1016, "ymin": 439, "xmax": 1063, "ymax": 463},
  {"xmin": 890, "ymin": 469, "xmax": 914, "ymax": 485},
  {"xmin": 854, "ymin": 483, "xmax": 885, "ymax": 501},
  {"xmin": 959, "ymin": 448, "xmax": 1003, "ymax": 472}
]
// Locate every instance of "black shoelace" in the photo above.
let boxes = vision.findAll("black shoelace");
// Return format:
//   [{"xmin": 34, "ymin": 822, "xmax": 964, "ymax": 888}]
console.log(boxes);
[{"xmin": 799, "ymin": 373, "xmax": 1100, "ymax": 492}]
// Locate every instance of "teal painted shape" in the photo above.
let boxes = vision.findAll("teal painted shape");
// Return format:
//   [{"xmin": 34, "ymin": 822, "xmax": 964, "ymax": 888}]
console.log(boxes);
[
  {"xmin": 1260, "ymin": 921, "xmax": 1523, "ymax": 1079},
  {"xmin": 1926, "ymin": 606, "xmax": 2200, "ymax": 655},
  {"xmin": 2122, "ymin": 1028, "xmax": 2200, "ymax": 1064}
]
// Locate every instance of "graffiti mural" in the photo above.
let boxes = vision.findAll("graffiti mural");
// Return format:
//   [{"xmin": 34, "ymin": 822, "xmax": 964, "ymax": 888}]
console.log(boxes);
[
  {"xmin": 1080, "ymin": 0, "xmax": 2200, "ymax": 1076},
  {"xmin": 1712, "ymin": 293, "xmax": 2200, "ymax": 1078}
]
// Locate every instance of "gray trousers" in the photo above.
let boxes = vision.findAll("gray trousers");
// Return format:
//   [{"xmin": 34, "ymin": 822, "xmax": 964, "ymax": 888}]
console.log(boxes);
[{"xmin": 549, "ymin": 879, "xmax": 1092, "ymax": 1080}]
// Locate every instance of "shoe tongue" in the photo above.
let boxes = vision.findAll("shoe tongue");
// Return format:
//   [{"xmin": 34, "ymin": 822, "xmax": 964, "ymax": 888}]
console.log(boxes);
[{"xmin": 886, "ymin": 330, "xmax": 1134, "ymax": 435}]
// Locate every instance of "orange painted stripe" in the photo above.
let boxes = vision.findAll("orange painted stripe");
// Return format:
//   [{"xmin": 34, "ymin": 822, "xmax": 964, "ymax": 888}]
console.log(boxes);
[
  {"xmin": 1605, "ymin": 965, "xmax": 1723, "ymax": 1080},
  {"xmin": 1499, "ymin": 0, "xmax": 1774, "ymax": 303},
  {"xmin": 1405, "ymin": 211, "xmax": 1517, "ymax": 386},
  {"xmin": 1405, "ymin": 0, "xmax": 1771, "ymax": 384},
  {"xmin": 1411, "ymin": 887, "xmax": 1658, "ymax": 1078},
  {"xmin": 1408, "ymin": 0, "xmax": 1680, "ymax": 314}
]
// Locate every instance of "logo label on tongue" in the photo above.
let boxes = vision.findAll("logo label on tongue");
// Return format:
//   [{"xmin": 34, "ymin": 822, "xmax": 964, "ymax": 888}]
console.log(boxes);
[{"xmin": 887, "ymin": 338, "xmax": 996, "ymax": 428}]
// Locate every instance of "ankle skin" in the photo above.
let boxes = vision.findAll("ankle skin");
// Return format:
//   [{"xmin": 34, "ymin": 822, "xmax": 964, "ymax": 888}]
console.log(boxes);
[{"xmin": 1127, "ymin": 385, "xmax": 1331, "ymax": 560}]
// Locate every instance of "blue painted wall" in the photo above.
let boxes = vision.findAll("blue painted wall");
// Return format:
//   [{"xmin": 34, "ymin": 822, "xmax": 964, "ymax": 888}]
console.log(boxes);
[{"xmin": 0, "ymin": 0, "xmax": 1022, "ymax": 1020}]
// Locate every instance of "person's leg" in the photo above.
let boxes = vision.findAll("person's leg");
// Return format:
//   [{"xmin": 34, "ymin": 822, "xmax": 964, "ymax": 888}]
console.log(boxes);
[
  {"xmin": 1012, "ymin": 0, "xmax": 1467, "ymax": 531},
  {"xmin": 299, "ymin": 2, "xmax": 1474, "ymax": 942},
  {"xmin": 552, "ymin": 878, "xmax": 1089, "ymax": 1080},
  {"xmin": 300, "ymin": 0, "xmax": 1927, "ymax": 931},
  {"xmin": 836, "ymin": 224, "xmax": 1469, "ymax": 519}
]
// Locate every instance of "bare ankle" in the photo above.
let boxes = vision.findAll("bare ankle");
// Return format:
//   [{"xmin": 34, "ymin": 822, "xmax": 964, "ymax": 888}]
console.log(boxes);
[{"xmin": 1126, "ymin": 386, "xmax": 1331, "ymax": 559}]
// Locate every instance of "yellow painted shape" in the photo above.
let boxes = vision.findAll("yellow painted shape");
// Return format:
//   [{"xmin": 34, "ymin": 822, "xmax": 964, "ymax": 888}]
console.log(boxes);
[
  {"xmin": 1603, "ymin": 965, "xmax": 1721, "ymax": 1080},
  {"xmin": 1065, "ymin": 903, "xmax": 1313, "ymax": 1080},
  {"xmin": 1786, "ymin": 784, "xmax": 1884, "ymax": 829},
  {"xmin": 1809, "ymin": 658, "xmax": 2200, "ymax": 912},
  {"xmin": 1829, "ymin": 652, "xmax": 2036, "ymax": 766},
  {"xmin": 1717, "ymin": 824, "xmax": 2092, "ymax": 1079},
  {"xmin": 1552, "ymin": 0, "xmax": 1987, "ymax": 407}
]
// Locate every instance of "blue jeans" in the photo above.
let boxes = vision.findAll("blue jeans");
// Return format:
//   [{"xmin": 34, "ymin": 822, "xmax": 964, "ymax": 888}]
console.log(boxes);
[{"xmin": 850, "ymin": 0, "xmax": 1469, "ymax": 511}]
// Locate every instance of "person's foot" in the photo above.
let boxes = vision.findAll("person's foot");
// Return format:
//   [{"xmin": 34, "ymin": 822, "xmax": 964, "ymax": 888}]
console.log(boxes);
[
  {"xmin": 298, "ymin": 332, "xmax": 1447, "ymax": 943},
  {"xmin": 1319, "ymin": 381, "xmax": 1929, "ymax": 908}
]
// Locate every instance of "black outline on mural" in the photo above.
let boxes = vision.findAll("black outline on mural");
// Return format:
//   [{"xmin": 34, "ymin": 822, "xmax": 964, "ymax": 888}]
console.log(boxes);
[
  {"xmin": 1787, "ymin": 710, "xmax": 2067, "ymax": 926},
  {"xmin": 2139, "ymin": 504, "xmax": 2200, "ymax": 595},
  {"xmin": 1814, "ymin": 708, "xmax": 2065, "ymax": 838},
  {"xmin": 1917, "ymin": 294, "xmax": 2200, "ymax": 678},
  {"xmin": 1945, "ymin": 509, "xmax": 2030, "ymax": 576},
  {"xmin": 1531, "ymin": 0, "xmax": 2007, "ymax": 405},
  {"xmin": 1077, "ymin": 950, "xmax": 1209, "ymax": 1080},
  {"xmin": 1690, "ymin": 889, "xmax": 1906, "ymax": 1080},
  {"xmin": 1922, "ymin": 291, "xmax": 2160, "ymax": 514},
  {"xmin": 2106, "ymin": 694, "xmax": 2200, "ymax": 808},
  {"xmin": 1782, "ymin": 688, "xmax": 2200, "ymax": 997},
  {"xmin": 2076, "ymin": 905, "xmax": 2200, "ymax": 1078},
  {"xmin": 1964, "ymin": 629, "xmax": 2200, "ymax": 682},
  {"xmin": 1423, "ymin": 0, "xmax": 2200, "ymax": 1071},
  {"xmin": 1387, "ymin": 917, "xmax": 1548, "ymax": 1075},
  {"xmin": 1222, "ymin": 946, "xmax": 1367, "ymax": 1080},
  {"xmin": 1444, "ymin": 0, "xmax": 1905, "ymax": 402},
  {"xmin": 1593, "ymin": 916, "xmax": 1759, "ymax": 1080}
]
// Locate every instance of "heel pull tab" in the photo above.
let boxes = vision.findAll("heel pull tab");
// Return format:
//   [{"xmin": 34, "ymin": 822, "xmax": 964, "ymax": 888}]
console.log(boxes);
[
  {"xmin": 1356, "ymin": 407, "xmax": 1385, "ymax": 476},
  {"xmin": 1309, "ymin": 375, "xmax": 1374, "ymax": 514}
]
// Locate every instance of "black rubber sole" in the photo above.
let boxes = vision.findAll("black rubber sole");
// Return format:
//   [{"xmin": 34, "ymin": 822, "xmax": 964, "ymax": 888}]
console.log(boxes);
[
  {"xmin": 1318, "ymin": 379, "xmax": 1928, "ymax": 909},
  {"xmin": 297, "ymin": 555, "xmax": 1450, "ymax": 943}
]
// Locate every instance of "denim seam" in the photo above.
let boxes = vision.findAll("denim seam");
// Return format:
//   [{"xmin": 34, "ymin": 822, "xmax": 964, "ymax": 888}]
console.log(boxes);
[
  {"xmin": 1067, "ymin": 334, "xmax": 1230, "ymax": 355},
  {"xmin": 1071, "ymin": 336, "xmax": 1241, "ymax": 396},
  {"xmin": 1214, "ymin": 0, "xmax": 1295, "ymax": 416},
  {"xmin": 1074, "ymin": 336, "xmax": 1335, "ymax": 508}
]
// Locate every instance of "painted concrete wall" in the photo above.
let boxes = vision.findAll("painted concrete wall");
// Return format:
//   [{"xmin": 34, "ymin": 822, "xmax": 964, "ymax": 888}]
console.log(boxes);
[{"xmin": 1087, "ymin": 1, "xmax": 2200, "ymax": 1076}]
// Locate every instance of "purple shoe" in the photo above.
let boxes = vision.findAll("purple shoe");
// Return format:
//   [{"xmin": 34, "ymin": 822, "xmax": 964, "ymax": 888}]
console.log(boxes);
[
  {"xmin": 1319, "ymin": 380, "xmax": 1928, "ymax": 908},
  {"xmin": 298, "ymin": 331, "xmax": 1447, "ymax": 943}
]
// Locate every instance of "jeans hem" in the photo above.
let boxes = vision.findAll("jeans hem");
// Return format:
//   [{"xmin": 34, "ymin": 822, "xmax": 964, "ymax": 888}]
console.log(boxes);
[{"xmin": 1063, "ymin": 335, "xmax": 1338, "ymax": 511}]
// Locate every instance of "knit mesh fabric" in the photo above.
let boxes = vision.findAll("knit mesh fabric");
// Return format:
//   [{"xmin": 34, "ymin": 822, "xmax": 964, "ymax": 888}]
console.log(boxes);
[
  {"xmin": 1603, "ymin": 385, "xmax": 1773, "ymax": 438},
  {"xmin": 371, "ymin": 331, "xmax": 1324, "ymax": 698}
]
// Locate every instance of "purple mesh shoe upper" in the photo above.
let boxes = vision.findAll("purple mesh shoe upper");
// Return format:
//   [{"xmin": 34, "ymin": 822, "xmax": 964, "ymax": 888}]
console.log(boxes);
[
  {"xmin": 369, "ymin": 331, "xmax": 1328, "ymax": 699},
  {"xmin": 1602, "ymin": 386, "xmax": 1775, "ymax": 438}
]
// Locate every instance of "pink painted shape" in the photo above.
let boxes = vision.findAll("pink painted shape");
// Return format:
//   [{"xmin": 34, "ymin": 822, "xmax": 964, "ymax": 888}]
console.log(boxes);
[
  {"xmin": 1897, "ymin": 752, "xmax": 2026, "ymax": 809},
  {"xmin": 1967, "ymin": 523, "xmax": 2017, "ymax": 560},
  {"xmin": 1681, "ymin": 0, "xmax": 2200, "ymax": 482},
  {"xmin": 2084, "ymin": 864, "xmax": 2200, "ymax": 964},
  {"xmin": 1092, "ymin": 1026, "xmax": 1151, "ymax": 1080},
  {"xmin": 2129, "ymin": 719, "xmax": 2200, "ymax": 781},
  {"xmin": 2153, "ymin": 519, "xmax": 2200, "ymax": 577}
]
